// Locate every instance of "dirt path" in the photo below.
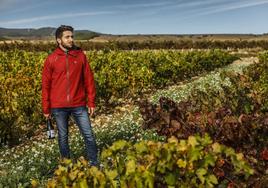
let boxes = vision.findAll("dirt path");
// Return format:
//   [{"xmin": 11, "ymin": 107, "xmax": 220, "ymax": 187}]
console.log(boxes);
[{"xmin": 233, "ymin": 56, "xmax": 259, "ymax": 66}]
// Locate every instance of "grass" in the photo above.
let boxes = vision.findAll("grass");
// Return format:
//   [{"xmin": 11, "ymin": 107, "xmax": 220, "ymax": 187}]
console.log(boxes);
[
  {"xmin": 150, "ymin": 57, "xmax": 254, "ymax": 104},
  {"xmin": 0, "ymin": 106, "xmax": 163, "ymax": 187}
]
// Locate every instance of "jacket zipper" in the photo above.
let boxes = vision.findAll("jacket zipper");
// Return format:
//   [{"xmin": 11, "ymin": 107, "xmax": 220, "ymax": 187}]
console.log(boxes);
[{"xmin": 66, "ymin": 52, "xmax": 71, "ymax": 104}]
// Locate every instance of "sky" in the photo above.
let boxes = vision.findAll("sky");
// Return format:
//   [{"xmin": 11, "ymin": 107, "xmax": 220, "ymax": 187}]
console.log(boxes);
[{"xmin": 0, "ymin": 0, "xmax": 268, "ymax": 34}]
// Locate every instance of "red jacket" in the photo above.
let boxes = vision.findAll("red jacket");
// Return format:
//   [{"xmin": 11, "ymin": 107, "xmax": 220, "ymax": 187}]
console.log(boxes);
[{"xmin": 42, "ymin": 47, "xmax": 96, "ymax": 114}]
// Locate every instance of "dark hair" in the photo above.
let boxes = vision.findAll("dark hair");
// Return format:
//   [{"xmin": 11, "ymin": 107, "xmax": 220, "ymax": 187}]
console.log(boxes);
[{"xmin": 55, "ymin": 25, "xmax": 74, "ymax": 39}]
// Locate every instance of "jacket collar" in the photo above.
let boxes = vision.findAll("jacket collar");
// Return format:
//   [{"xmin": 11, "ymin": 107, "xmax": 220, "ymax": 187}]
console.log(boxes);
[{"xmin": 54, "ymin": 46, "xmax": 81, "ymax": 57}]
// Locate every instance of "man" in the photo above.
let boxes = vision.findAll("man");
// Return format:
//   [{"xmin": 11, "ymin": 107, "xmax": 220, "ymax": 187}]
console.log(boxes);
[{"xmin": 42, "ymin": 25, "xmax": 98, "ymax": 166}]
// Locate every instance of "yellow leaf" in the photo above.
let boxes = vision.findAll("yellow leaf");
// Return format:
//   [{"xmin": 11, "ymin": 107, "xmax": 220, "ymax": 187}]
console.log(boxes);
[
  {"xmin": 31, "ymin": 179, "xmax": 38, "ymax": 187},
  {"xmin": 212, "ymin": 143, "xmax": 221, "ymax": 153},
  {"xmin": 168, "ymin": 136, "xmax": 178, "ymax": 144},
  {"xmin": 236, "ymin": 153, "xmax": 244, "ymax": 161},
  {"xmin": 188, "ymin": 136, "xmax": 198, "ymax": 147},
  {"xmin": 177, "ymin": 159, "xmax": 187, "ymax": 168}
]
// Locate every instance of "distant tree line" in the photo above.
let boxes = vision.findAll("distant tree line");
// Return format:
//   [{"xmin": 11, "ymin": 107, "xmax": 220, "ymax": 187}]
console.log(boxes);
[{"xmin": 1, "ymin": 40, "xmax": 268, "ymax": 51}]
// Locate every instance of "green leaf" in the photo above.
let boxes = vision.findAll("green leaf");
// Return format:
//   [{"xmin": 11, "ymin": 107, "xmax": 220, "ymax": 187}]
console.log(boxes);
[
  {"xmin": 201, "ymin": 133, "xmax": 213, "ymax": 146},
  {"xmin": 101, "ymin": 149, "xmax": 113, "ymax": 159},
  {"xmin": 165, "ymin": 172, "xmax": 176, "ymax": 186},
  {"xmin": 188, "ymin": 147, "xmax": 201, "ymax": 162},
  {"xmin": 144, "ymin": 171, "xmax": 154, "ymax": 188},
  {"xmin": 134, "ymin": 175, "xmax": 143, "ymax": 188},
  {"xmin": 126, "ymin": 160, "xmax": 136, "ymax": 176},
  {"xmin": 157, "ymin": 160, "xmax": 167, "ymax": 173},
  {"xmin": 203, "ymin": 154, "xmax": 215, "ymax": 167},
  {"xmin": 105, "ymin": 169, "xmax": 118, "ymax": 180},
  {"xmin": 224, "ymin": 147, "xmax": 235, "ymax": 157},
  {"xmin": 79, "ymin": 179, "xmax": 88, "ymax": 188},
  {"xmin": 135, "ymin": 141, "xmax": 148, "ymax": 154},
  {"xmin": 196, "ymin": 168, "xmax": 207, "ymax": 184},
  {"xmin": 110, "ymin": 140, "xmax": 128, "ymax": 152},
  {"xmin": 207, "ymin": 174, "xmax": 218, "ymax": 185},
  {"xmin": 178, "ymin": 140, "xmax": 187, "ymax": 151}
]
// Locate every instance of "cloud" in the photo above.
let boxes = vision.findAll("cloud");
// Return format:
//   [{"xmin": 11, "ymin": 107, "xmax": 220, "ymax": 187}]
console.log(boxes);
[
  {"xmin": 138, "ymin": 0, "xmax": 268, "ymax": 18},
  {"xmin": 126, "ymin": 0, "xmax": 221, "ymax": 25},
  {"xmin": 111, "ymin": 1, "xmax": 175, "ymax": 9},
  {"xmin": 128, "ymin": 0, "xmax": 228, "ymax": 20},
  {"xmin": 126, "ymin": 0, "xmax": 268, "ymax": 31},
  {"xmin": 0, "ymin": 11, "xmax": 116, "ymax": 26},
  {"xmin": 142, "ymin": 0, "xmax": 268, "ymax": 22},
  {"xmin": 194, "ymin": 0, "xmax": 268, "ymax": 16}
]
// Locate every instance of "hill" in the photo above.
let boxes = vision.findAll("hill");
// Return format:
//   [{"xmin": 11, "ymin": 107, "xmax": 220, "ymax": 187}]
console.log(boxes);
[
  {"xmin": 0, "ymin": 27, "xmax": 100, "ymax": 40},
  {"xmin": 1, "ymin": 27, "xmax": 268, "ymax": 42}
]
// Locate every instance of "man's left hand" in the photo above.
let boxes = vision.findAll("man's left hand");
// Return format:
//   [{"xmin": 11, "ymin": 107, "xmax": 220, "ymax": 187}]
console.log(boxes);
[{"xmin": 88, "ymin": 107, "xmax": 95, "ymax": 117}]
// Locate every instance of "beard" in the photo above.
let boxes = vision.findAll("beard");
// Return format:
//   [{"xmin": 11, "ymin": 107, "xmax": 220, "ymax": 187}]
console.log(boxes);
[{"xmin": 61, "ymin": 41, "xmax": 74, "ymax": 50}]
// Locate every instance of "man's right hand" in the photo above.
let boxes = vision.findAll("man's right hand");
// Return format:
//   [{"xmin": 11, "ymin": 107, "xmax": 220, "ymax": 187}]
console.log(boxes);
[{"xmin": 44, "ymin": 114, "xmax": 50, "ymax": 119}]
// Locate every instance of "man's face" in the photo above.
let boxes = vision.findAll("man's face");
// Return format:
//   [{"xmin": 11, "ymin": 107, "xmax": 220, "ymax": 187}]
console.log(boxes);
[{"xmin": 57, "ymin": 31, "xmax": 74, "ymax": 49}]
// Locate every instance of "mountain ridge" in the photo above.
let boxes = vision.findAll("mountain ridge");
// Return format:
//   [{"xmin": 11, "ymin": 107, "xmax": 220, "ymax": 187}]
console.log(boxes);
[
  {"xmin": 0, "ymin": 27, "xmax": 100, "ymax": 40},
  {"xmin": 1, "ymin": 27, "xmax": 268, "ymax": 41}
]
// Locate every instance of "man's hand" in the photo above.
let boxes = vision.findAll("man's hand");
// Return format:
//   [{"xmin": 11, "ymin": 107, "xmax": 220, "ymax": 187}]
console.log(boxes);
[
  {"xmin": 88, "ymin": 107, "xmax": 95, "ymax": 117},
  {"xmin": 44, "ymin": 114, "xmax": 50, "ymax": 119}
]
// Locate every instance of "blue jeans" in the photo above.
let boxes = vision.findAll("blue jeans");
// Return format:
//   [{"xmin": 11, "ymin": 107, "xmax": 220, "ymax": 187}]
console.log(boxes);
[{"xmin": 51, "ymin": 106, "xmax": 98, "ymax": 166}]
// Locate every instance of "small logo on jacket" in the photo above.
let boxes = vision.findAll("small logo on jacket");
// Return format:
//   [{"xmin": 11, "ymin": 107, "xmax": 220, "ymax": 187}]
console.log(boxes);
[{"xmin": 73, "ymin": 61, "xmax": 77, "ymax": 64}]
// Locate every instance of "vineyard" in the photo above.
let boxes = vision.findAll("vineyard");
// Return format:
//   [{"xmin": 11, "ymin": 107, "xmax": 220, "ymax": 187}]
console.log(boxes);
[
  {"xmin": 1, "ymin": 40, "xmax": 268, "ymax": 51},
  {"xmin": 0, "ymin": 45, "xmax": 267, "ymax": 187}
]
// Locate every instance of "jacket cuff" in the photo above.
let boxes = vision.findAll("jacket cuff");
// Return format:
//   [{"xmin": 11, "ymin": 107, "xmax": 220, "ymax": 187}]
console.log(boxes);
[
  {"xmin": 43, "ymin": 108, "xmax": 50, "ymax": 114},
  {"xmin": 87, "ymin": 101, "xmax": 95, "ymax": 108}
]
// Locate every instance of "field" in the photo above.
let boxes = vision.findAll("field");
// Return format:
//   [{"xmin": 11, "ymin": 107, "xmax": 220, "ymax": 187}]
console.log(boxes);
[{"xmin": 0, "ymin": 41, "xmax": 267, "ymax": 187}]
